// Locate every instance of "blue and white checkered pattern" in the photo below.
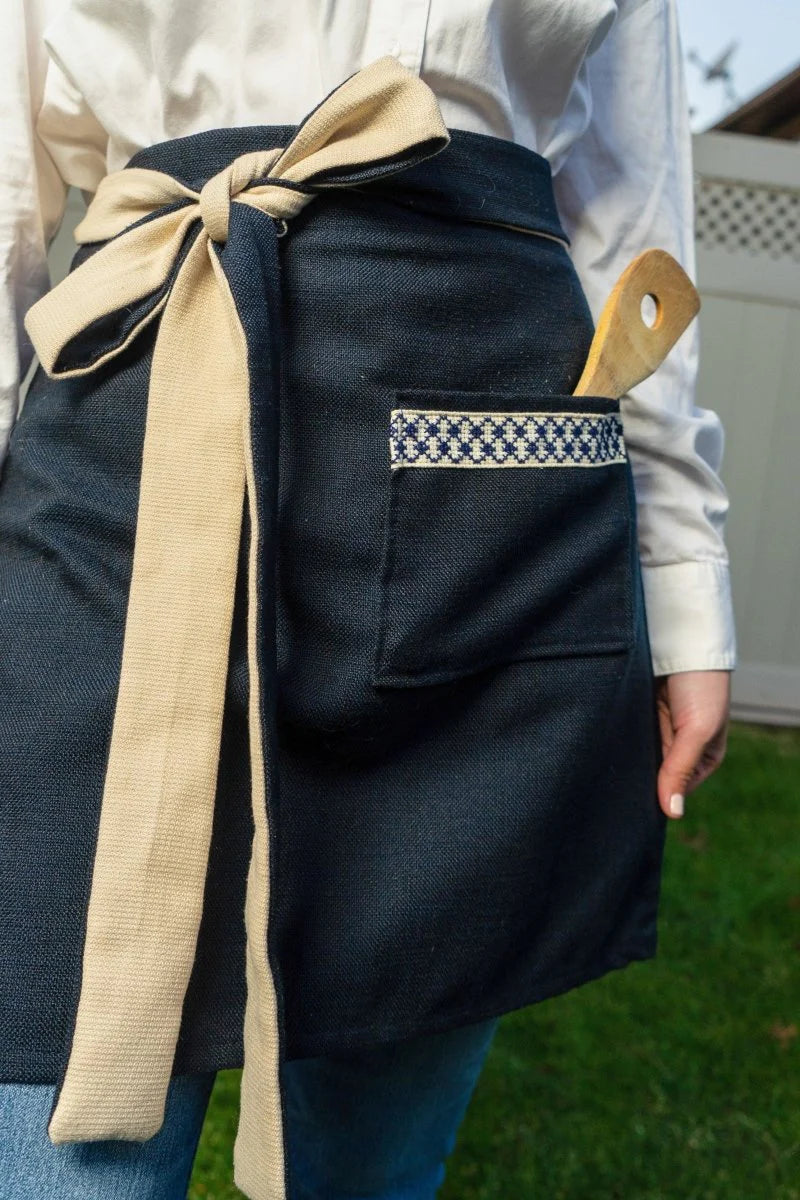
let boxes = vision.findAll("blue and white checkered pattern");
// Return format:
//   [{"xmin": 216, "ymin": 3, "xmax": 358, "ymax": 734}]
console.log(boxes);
[{"xmin": 389, "ymin": 408, "xmax": 626, "ymax": 468}]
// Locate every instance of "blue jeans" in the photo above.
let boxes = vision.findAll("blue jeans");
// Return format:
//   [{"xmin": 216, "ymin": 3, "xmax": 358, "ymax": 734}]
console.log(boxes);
[{"xmin": 0, "ymin": 1017, "xmax": 499, "ymax": 1199}]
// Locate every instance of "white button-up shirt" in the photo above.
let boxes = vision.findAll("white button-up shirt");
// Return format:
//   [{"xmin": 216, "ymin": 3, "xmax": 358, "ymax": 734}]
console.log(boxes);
[{"xmin": 1, "ymin": 0, "xmax": 736, "ymax": 677}]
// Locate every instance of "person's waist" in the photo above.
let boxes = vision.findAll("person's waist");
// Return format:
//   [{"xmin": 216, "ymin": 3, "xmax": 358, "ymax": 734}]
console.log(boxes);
[{"xmin": 125, "ymin": 123, "xmax": 570, "ymax": 247}]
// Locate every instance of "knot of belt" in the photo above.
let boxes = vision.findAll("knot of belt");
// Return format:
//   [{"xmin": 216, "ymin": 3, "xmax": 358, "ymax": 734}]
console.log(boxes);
[{"xmin": 24, "ymin": 56, "xmax": 449, "ymax": 1200}]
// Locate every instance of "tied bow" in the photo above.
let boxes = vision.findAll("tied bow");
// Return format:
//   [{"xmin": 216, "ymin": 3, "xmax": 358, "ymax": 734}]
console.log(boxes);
[{"xmin": 24, "ymin": 56, "xmax": 449, "ymax": 1200}]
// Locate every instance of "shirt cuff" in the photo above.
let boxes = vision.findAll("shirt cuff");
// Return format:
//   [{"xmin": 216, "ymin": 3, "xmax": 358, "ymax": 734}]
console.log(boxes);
[{"xmin": 640, "ymin": 560, "xmax": 737, "ymax": 677}]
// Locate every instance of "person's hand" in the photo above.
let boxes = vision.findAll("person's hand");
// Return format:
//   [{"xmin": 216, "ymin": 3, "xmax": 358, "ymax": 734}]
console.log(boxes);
[{"xmin": 654, "ymin": 669, "xmax": 732, "ymax": 819}]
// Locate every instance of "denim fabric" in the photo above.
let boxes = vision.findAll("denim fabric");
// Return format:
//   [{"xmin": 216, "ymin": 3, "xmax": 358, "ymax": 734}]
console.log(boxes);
[
  {"xmin": 0, "ymin": 1018, "xmax": 499, "ymax": 1199},
  {"xmin": 0, "ymin": 1074, "xmax": 214, "ymax": 1199},
  {"xmin": 0, "ymin": 123, "xmax": 666, "ymax": 1086}
]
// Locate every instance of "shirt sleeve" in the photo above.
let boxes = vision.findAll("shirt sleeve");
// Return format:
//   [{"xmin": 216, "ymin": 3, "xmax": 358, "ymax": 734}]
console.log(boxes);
[
  {"xmin": 0, "ymin": 0, "xmax": 107, "ymax": 480},
  {"xmin": 1, "ymin": 0, "xmax": 65, "ymax": 475},
  {"xmin": 550, "ymin": 0, "xmax": 737, "ymax": 677}
]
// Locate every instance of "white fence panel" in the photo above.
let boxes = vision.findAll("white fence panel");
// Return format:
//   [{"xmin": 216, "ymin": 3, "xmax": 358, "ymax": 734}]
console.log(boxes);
[{"xmin": 693, "ymin": 130, "xmax": 800, "ymax": 725}]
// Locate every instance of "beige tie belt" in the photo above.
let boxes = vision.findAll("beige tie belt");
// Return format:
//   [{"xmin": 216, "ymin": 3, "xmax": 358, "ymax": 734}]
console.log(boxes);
[{"xmin": 24, "ymin": 56, "xmax": 449, "ymax": 1200}]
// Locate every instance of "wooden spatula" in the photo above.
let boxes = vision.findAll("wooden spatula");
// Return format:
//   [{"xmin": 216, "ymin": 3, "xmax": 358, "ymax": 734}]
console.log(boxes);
[{"xmin": 572, "ymin": 249, "xmax": 700, "ymax": 399}]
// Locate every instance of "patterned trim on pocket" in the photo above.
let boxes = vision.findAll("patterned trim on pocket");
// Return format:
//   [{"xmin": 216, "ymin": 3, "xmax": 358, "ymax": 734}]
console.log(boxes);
[{"xmin": 389, "ymin": 408, "xmax": 626, "ymax": 469}]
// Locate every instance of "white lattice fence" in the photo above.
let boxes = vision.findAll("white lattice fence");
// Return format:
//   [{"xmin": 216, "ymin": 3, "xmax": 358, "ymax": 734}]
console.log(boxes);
[
  {"xmin": 696, "ymin": 177, "xmax": 800, "ymax": 263},
  {"xmin": 692, "ymin": 130, "xmax": 800, "ymax": 725}
]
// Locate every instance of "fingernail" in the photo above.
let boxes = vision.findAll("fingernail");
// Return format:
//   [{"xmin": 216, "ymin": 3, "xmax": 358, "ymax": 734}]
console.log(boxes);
[{"xmin": 669, "ymin": 792, "xmax": 684, "ymax": 817}]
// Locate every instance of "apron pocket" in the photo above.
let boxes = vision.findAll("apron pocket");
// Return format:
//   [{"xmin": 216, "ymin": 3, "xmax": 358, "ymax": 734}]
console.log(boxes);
[{"xmin": 372, "ymin": 389, "xmax": 637, "ymax": 688}]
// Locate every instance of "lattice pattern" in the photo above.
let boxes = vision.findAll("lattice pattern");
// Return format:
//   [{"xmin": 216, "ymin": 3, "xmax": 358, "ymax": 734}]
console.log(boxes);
[
  {"xmin": 389, "ymin": 408, "xmax": 626, "ymax": 468},
  {"xmin": 695, "ymin": 177, "xmax": 800, "ymax": 262}
]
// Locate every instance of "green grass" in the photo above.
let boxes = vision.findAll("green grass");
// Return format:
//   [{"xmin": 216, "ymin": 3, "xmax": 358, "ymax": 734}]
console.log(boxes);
[{"xmin": 189, "ymin": 721, "xmax": 800, "ymax": 1199}]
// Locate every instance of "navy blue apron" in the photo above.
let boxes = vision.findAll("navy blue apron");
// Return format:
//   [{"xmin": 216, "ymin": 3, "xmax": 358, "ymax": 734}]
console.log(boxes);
[{"xmin": 0, "ymin": 115, "xmax": 666, "ymax": 1095}]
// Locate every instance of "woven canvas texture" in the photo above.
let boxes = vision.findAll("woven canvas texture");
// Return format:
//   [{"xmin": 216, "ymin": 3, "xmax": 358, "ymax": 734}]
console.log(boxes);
[{"xmin": 0, "ymin": 117, "xmax": 667, "ymax": 1113}]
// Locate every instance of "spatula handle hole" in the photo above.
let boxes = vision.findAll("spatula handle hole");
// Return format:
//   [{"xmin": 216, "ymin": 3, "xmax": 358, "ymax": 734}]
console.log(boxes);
[{"xmin": 640, "ymin": 292, "xmax": 661, "ymax": 329}]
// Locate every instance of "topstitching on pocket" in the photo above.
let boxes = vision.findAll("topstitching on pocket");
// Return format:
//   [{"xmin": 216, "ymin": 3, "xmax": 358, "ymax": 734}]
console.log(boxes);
[{"xmin": 373, "ymin": 390, "xmax": 637, "ymax": 688}]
